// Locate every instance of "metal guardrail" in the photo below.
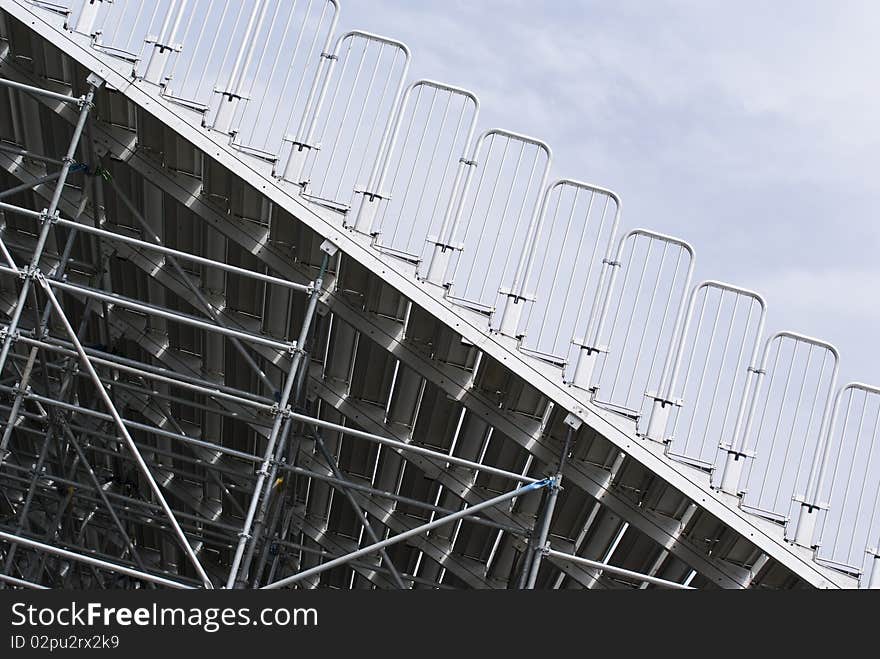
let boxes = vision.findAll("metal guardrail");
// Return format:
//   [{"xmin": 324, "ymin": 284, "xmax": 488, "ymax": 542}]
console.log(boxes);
[
  {"xmin": 13, "ymin": 0, "xmax": 880, "ymax": 587},
  {"xmin": 438, "ymin": 128, "xmax": 551, "ymax": 317},
  {"xmin": 815, "ymin": 383, "xmax": 880, "ymax": 579},
  {"xmin": 585, "ymin": 229, "xmax": 695, "ymax": 421},
  {"xmin": 655, "ymin": 281, "xmax": 766, "ymax": 475},
  {"xmin": 734, "ymin": 333, "xmax": 838, "ymax": 531},
  {"xmin": 520, "ymin": 180, "xmax": 620, "ymax": 368},
  {"xmin": 361, "ymin": 79, "xmax": 479, "ymax": 265}
]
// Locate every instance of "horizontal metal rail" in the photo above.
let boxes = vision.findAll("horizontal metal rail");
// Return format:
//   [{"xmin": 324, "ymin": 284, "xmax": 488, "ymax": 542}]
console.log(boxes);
[
  {"xmin": 0, "ymin": 573, "xmax": 49, "ymax": 589},
  {"xmin": 51, "ymin": 216, "xmax": 311, "ymax": 292},
  {"xmin": 0, "ymin": 531, "xmax": 194, "ymax": 589},
  {"xmin": 0, "ymin": 76, "xmax": 83, "ymax": 104},
  {"xmin": 0, "ymin": 268, "xmax": 298, "ymax": 353},
  {"xmin": 0, "ymin": 349, "xmax": 537, "ymax": 485},
  {"xmin": 287, "ymin": 408, "xmax": 543, "ymax": 484},
  {"xmin": 262, "ymin": 478, "xmax": 551, "ymax": 589},
  {"xmin": 544, "ymin": 549, "xmax": 694, "ymax": 590}
]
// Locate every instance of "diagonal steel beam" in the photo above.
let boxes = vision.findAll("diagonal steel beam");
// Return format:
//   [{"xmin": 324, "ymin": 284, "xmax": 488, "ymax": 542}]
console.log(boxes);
[
  {"xmin": 0, "ymin": 143, "xmax": 64, "ymax": 166},
  {"xmin": 0, "ymin": 170, "xmax": 62, "ymax": 201},
  {"xmin": 225, "ymin": 253, "xmax": 330, "ymax": 589},
  {"xmin": 0, "ymin": 229, "xmax": 20, "ymax": 268},
  {"xmin": 0, "ymin": 530, "xmax": 193, "ymax": 589},
  {"xmin": 545, "ymin": 549, "xmax": 694, "ymax": 590},
  {"xmin": 263, "ymin": 478, "xmax": 552, "ymax": 589},
  {"xmin": 0, "ymin": 572, "xmax": 48, "ymax": 589},
  {"xmin": 104, "ymin": 173, "xmax": 279, "ymax": 395},
  {"xmin": 36, "ymin": 274, "xmax": 215, "ymax": 588},
  {"xmin": 311, "ymin": 429, "xmax": 407, "ymax": 589},
  {"xmin": 60, "ymin": 425, "xmax": 152, "ymax": 576}
]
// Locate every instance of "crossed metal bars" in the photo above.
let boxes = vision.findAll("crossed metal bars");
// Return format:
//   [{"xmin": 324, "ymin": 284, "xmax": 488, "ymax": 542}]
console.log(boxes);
[
  {"xmin": 0, "ymin": 62, "xmax": 704, "ymax": 588},
  {"xmin": 0, "ymin": 72, "xmax": 560, "ymax": 589},
  {"xmin": 0, "ymin": 71, "xmax": 216, "ymax": 587},
  {"xmin": 7, "ymin": 0, "xmax": 880, "ymax": 587}
]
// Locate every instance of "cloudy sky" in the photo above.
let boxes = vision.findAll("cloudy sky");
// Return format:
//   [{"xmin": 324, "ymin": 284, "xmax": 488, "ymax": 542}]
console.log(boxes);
[{"xmin": 338, "ymin": 0, "xmax": 880, "ymax": 387}]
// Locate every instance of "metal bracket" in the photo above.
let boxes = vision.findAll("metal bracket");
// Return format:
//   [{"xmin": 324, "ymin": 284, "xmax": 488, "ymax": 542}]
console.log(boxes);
[
  {"xmin": 498, "ymin": 286, "xmax": 537, "ymax": 303},
  {"xmin": 563, "ymin": 412, "xmax": 583, "ymax": 431},
  {"xmin": 569, "ymin": 339, "xmax": 608, "ymax": 354},
  {"xmin": 85, "ymin": 71, "xmax": 106, "ymax": 91},
  {"xmin": 212, "ymin": 88, "xmax": 250, "ymax": 102},
  {"xmin": 20, "ymin": 265, "xmax": 42, "ymax": 282},
  {"xmin": 38, "ymin": 209, "xmax": 57, "ymax": 226},
  {"xmin": 353, "ymin": 188, "xmax": 390, "ymax": 203},
  {"xmin": 425, "ymin": 234, "xmax": 465, "ymax": 252},
  {"xmin": 143, "ymin": 38, "xmax": 184, "ymax": 54},
  {"xmin": 644, "ymin": 392, "xmax": 683, "ymax": 408},
  {"xmin": 718, "ymin": 444, "xmax": 756, "ymax": 460},
  {"xmin": 280, "ymin": 136, "xmax": 320, "ymax": 153},
  {"xmin": 10, "ymin": 383, "xmax": 31, "ymax": 397},
  {"xmin": 320, "ymin": 239, "xmax": 339, "ymax": 257},
  {"xmin": 791, "ymin": 494, "xmax": 830, "ymax": 511}
]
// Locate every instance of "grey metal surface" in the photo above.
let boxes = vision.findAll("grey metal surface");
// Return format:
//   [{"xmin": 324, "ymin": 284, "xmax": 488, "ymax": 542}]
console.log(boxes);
[{"xmin": 0, "ymin": 0, "xmax": 874, "ymax": 590}]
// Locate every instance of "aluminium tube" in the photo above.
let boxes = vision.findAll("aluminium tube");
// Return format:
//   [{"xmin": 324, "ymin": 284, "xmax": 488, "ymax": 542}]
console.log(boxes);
[
  {"xmin": 0, "ymin": 531, "xmax": 193, "ymax": 589},
  {"xmin": 225, "ymin": 255, "xmax": 329, "ymax": 588},
  {"xmin": 262, "ymin": 477, "xmax": 552, "ymax": 589},
  {"xmin": 544, "ymin": 549, "xmax": 694, "ymax": 590},
  {"xmin": 38, "ymin": 278, "xmax": 215, "ymax": 589},
  {"xmin": 0, "ymin": 82, "xmax": 96, "ymax": 376}
]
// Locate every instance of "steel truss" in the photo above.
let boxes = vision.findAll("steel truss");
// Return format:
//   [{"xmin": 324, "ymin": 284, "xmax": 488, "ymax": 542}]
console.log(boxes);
[
  {"xmin": 0, "ymin": 74, "xmax": 581, "ymax": 590},
  {"xmin": 0, "ymin": 63, "xmax": 836, "ymax": 590},
  {"xmin": 1, "ymin": 0, "xmax": 874, "ymax": 590}
]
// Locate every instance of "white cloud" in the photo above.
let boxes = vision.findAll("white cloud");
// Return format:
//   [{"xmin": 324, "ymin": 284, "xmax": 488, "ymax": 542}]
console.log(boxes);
[
  {"xmin": 761, "ymin": 267, "xmax": 880, "ymax": 322},
  {"xmin": 340, "ymin": 0, "xmax": 880, "ymax": 384}
]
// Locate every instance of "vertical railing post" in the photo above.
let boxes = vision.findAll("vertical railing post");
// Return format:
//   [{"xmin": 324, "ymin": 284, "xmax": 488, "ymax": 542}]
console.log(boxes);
[
  {"xmin": 639, "ymin": 239, "xmax": 695, "ymax": 436},
  {"xmin": 793, "ymin": 375, "xmax": 844, "ymax": 549},
  {"xmin": 276, "ymin": 6, "xmax": 342, "ymax": 182},
  {"xmin": 422, "ymin": 150, "xmax": 475, "ymax": 287},
  {"xmin": 349, "ymin": 57, "xmax": 415, "ymax": 235},
  {"xmin": 496, "ymin": 153, "xmax": 553, "ymax": 339},
  {"xmin": 72, "ymin": 0, "xmax": 111, "ymax": 37},
  {"xmin": 719, "ymin": 357, "xmax": 766, "ymax": 496},
  {"xmin": 210, "ymin": 0, "xmax": 269, "ymax": 135},
  {"xmin": 142, "ymin": 0, "xmax": 190, "ymax": 85},
  {"xmin": 569, "ymin": 223, "xmax": 624, "ymax": 390}
]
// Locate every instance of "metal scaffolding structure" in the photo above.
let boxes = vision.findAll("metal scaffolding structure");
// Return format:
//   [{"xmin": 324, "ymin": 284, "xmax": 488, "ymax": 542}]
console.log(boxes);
[{"xmin": 0, "ymin": 0, "xmax": 876, "ymax": 590}]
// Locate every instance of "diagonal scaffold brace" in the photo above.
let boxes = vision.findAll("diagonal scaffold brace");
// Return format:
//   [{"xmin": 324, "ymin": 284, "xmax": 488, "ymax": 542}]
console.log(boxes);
[
  {"xmin": 36, "ymin": 275, "xmax": 215, "ymax": 589},
  {"xmin": 224, "ymin": 249, "xmax": 332, "ymax": 589},
  {"xmin": 261, "ymin": 477, "xmax": 553, "ymax": 589}
]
